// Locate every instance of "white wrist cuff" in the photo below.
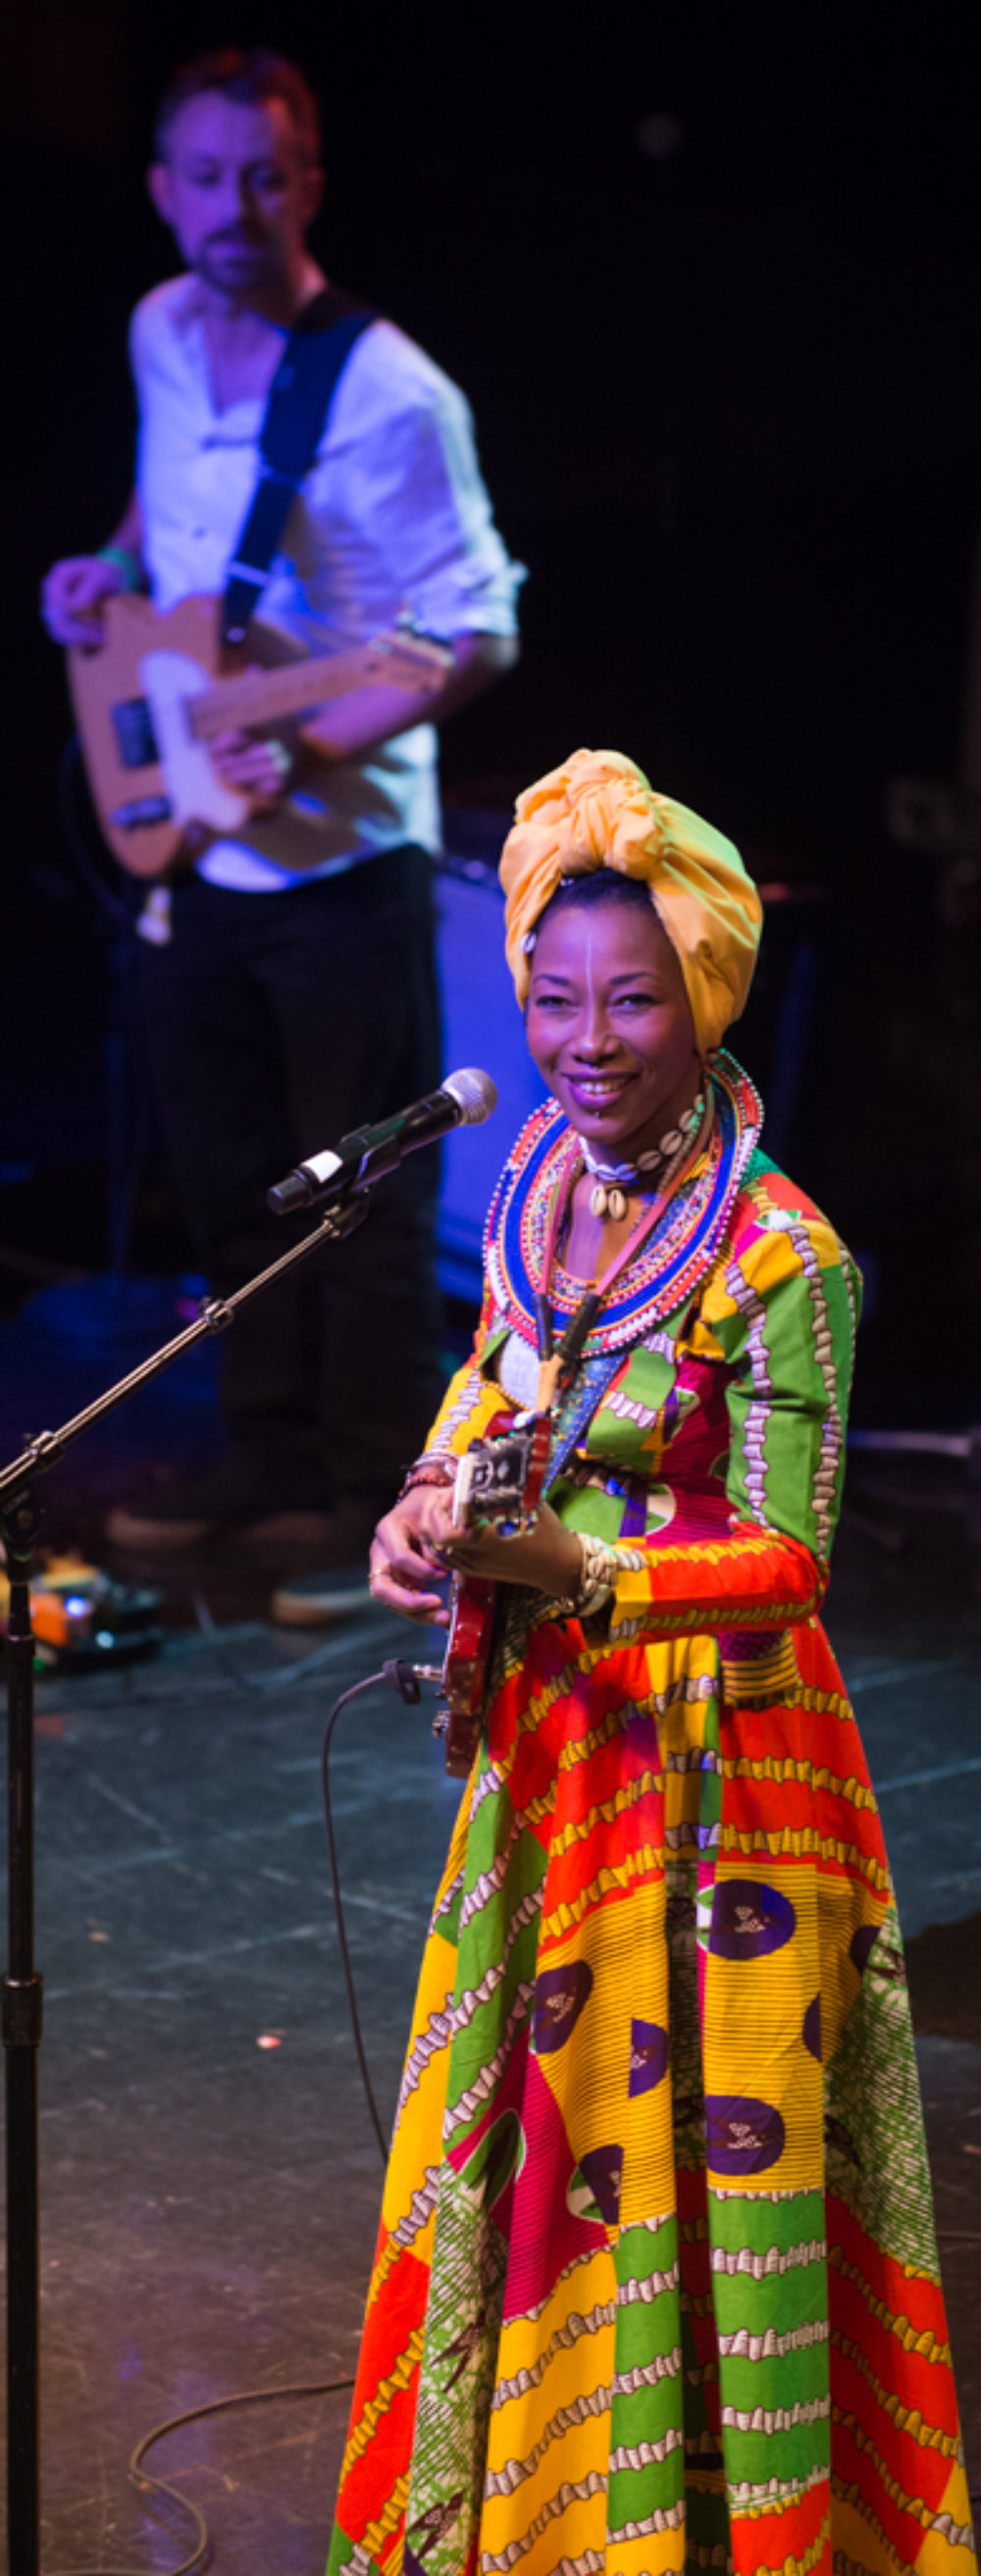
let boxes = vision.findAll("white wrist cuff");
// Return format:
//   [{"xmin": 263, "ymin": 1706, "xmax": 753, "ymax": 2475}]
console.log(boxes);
[{"xmin": 557, "ymin": 1530, "xmax": 619, "ymax": 1619}]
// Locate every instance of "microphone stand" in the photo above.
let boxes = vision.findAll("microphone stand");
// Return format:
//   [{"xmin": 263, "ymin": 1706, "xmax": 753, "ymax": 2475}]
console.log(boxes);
[{"xmin": 0, "ymin": 1188, "xmax": 369, "ymax": 2576}]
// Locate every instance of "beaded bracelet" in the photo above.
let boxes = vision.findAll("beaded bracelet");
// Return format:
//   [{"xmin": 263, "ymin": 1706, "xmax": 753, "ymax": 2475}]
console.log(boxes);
[
  {"xmin": 555, "ymin": 1530, "xmax": 619, "ymax": 1620},
  {"xmin": 97, "ymin": 544, "xmax": 142, "ymax": 593},
  {"xmin": 396, "ymin": 1455, "xmax": 456, "ymax": 1504}
]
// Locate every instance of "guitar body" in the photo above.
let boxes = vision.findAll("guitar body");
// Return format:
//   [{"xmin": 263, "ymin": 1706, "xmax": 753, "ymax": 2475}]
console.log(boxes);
[
  {"xmin": 67, "ymin": 592, "xmax": 449, "ymax": 880},
  {"xmin": 439, "ymin": 1410, "xmax": 552, "ymax": 1779},
  {"xmin": 442, "ymin": 1574, "xmax": 498, "ymax": 1779},
  {"xmin": 68, "ymin": 593, "xmax": 257, "ymax": 879}
]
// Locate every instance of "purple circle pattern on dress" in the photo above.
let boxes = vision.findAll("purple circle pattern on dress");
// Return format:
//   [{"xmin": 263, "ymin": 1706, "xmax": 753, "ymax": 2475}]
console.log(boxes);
[
  {"xmin": 706, "ymin": 1879, "xmax": 797, "ymax": 1959},
  {"xmin": 704, "ymin": 2094, "xmax": 786, "ymax": 2175},
  {"xmin": 629, "ymin": 2019, "xmax": 670, "ymax": 2096},
  {"xmin": 533, "ymin": 1959, "xmax": 594, "ymax": 2053},
  {"xmin": 850, "ymin": 1923, "xmax": 881, "ymax": 1978},
  {"xmin": 577, "ymin": 2143, "xmax": 624, "ymax": 2226},
  {"xmin": 802, "ymin": 1994, "xmax": 822, "ymax": 2061}
]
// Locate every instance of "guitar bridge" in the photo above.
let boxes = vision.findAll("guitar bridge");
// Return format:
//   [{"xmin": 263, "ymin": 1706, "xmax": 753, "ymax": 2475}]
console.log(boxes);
[{"xmin": 109, "ymin": 795, "xmax": 173, "ymax": 830}]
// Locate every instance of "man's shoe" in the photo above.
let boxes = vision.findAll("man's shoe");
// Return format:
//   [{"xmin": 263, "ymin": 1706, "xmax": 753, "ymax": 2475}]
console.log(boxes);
[
  {"xmin": 269, "ymin": 1569, "xmax": 374, "ymax": 1628},
  {"xmin": 105, "ymin": 1454, "xmax": 335, "ymax": 1554},
  {"xmin": 107, "ymin": 1500, "xmax": 336, "ymax": 1553},
  {"xmin": 269, "ymin": 1500, "xmax": 382, "ymax": 1623}
]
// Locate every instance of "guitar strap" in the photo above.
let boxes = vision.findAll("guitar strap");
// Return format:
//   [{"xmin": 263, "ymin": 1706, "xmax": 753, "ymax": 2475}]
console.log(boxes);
[
  {"xmin": 545, "ymin": 1346, "xmax": 632, "ymax": 1493},
  {"xmin": 221, "ymin": 286, "xmax": 376, "ymax": 647}
]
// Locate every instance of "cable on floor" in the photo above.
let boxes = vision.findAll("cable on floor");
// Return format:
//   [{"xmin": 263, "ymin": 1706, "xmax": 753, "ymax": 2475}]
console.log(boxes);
[
  {"xmin": 46, "ymin": 2372, "xmax": 354, "ymax": 2576},
  {"xmin": 190, "ymin": 1587, "xmax": 375, "ymax": 1694},
  {"xmin": 188, "ymin": 1619, "xmax": 438, "ymax": 2160},
  {"xmin": 320, "ymin": 1664, "xmax": 400, "ymax": 2163}
]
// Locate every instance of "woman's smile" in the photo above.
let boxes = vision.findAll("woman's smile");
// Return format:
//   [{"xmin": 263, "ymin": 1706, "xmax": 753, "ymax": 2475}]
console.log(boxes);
[
  {"xmin": 563, "ymin": 1068, "xmax": 636, "ymax": 1114},
  {"xmin": 525, "ymin": 896, "xmax": 700, "ymax": 1157}
]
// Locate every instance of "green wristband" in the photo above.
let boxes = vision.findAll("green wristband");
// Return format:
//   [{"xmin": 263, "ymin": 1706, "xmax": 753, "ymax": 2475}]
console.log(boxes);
[{"xmin": 97, "ymin": 544, "xmax": 141, "ymax": 593}]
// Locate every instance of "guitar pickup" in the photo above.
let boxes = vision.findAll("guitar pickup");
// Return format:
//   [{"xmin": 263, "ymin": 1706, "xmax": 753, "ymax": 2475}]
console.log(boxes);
[
  {"xmin": 111, "ymin": 696, "xmax": 160, "ymax": 768},
  {"xmin": 453, "ymin": 1422, "xmax": 544, "ymax": 1535},
  {"xmin": 109, "ymin": 796, "xmax": 173, "ymax": 829}
]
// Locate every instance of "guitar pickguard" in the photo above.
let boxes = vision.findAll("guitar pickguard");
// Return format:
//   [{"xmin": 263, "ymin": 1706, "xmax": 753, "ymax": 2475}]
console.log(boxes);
[{"xmin": 137, "ymin": 650, "xmax": 249, "ymax": 833}]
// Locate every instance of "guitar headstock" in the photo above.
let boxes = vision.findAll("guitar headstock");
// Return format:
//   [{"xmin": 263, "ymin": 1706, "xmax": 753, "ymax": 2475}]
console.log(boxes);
[{"xmin": 361, "ymin": 628, "xmax": 453, "ymax": 694}]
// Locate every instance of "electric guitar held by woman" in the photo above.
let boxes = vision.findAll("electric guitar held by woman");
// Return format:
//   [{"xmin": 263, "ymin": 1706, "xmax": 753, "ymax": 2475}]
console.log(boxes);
[{"xmin": 439, "ymin": 1411, "xmax": 552, "ymax": 1777}]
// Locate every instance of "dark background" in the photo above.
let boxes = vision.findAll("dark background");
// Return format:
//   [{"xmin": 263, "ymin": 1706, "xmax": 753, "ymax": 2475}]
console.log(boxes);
[{"xmin": 2, "ymin": 0, "xmax": 981, "ymax": 1417}]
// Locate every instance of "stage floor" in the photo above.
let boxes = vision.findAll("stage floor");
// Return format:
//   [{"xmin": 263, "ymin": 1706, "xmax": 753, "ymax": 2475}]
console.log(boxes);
[{"xmin": 0, "ymin": 1286, "xmax": 978, "ymax": 2571}]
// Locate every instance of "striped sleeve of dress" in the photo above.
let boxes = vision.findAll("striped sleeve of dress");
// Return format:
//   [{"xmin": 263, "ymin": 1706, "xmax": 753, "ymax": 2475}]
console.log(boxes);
[
  {"xmin": 608, "ymin": 1186, "xmax": 861, "ymax": 1642},
  {"xmin": 421, "ymin": 1282, "xmax": 512, "ymax": 1459}
]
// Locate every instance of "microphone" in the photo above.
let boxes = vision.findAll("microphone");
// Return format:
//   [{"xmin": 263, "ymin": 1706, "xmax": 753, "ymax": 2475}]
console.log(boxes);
[{"xmin": 267, "ymin": 1066, "xmax": 497, "ymax": 1214}]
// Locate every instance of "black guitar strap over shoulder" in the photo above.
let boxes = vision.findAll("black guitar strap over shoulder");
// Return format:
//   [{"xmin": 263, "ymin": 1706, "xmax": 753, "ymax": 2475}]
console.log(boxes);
[{"xmin": 221, "ymin": 285, "xmax": 376, "ymax": 647}]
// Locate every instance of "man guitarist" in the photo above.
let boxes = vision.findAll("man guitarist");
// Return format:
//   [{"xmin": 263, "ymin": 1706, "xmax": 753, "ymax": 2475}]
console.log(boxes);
[{"xmin": 42, "ymin": 47, "xmax": 521, "ymax": 1567}]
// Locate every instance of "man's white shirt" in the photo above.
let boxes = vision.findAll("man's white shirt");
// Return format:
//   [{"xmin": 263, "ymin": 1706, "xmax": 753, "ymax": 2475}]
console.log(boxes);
[{"xmin": 130, "ymin": 270, "xmax": 523, "ymax": 888}]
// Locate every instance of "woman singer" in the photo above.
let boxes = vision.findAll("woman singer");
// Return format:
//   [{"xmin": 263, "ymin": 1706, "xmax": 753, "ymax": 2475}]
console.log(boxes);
[{"xmin": 328, "ymin": 748, "xmax": 976, "ymax": 2576}]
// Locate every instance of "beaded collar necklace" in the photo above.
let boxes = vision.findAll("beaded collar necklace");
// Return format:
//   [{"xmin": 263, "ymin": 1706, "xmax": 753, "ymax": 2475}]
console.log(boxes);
[
  {"xmin": 532, "ymin": 1090, "xmax": 716, "ymax": 1403},
  {"xmin": 484, "ymin": 1051, "xmax": 763, "ymax": 1367}
]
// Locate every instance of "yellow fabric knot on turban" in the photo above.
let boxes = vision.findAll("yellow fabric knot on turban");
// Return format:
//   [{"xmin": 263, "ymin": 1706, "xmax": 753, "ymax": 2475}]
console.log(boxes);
[{"xmin": 499, "ymin": 748, "xmax": 763, "ymax": 1056}]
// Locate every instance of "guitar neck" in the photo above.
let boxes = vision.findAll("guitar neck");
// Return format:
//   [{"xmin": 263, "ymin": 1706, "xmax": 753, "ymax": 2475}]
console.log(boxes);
[{"xmin": 189, "ymin": 639, "xmax": 442, "ymax": 742}]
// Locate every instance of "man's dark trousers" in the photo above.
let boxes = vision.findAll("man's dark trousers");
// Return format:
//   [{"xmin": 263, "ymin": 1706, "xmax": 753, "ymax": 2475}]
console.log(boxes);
[{"xmin": 136, "ymin": 843, "xmax": 445, "ymax": 1514}]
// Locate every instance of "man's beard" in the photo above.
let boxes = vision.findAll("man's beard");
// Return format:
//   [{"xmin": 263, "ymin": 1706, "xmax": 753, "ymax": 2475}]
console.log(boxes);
[{"xmin": 196, "ymin": 232, "xmax": 283, "ymax": 292}]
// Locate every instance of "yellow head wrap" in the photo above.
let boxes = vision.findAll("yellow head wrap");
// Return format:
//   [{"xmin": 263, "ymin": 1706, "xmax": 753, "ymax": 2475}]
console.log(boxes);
[{"xmin": 500, "ymin": 748, "xmax": 762, "ymax": 1056}]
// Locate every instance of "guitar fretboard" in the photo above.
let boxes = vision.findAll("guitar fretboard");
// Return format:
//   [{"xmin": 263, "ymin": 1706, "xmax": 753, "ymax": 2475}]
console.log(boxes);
[{"xmin": 188, "ymin": 636, "xmax": 447, "ymax": 742}]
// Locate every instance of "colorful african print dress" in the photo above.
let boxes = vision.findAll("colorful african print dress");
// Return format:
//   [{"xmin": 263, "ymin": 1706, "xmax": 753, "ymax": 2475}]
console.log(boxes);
[{"xmin": 328, "ymin": 1056, "xmax": 976, "ymax": 2576}]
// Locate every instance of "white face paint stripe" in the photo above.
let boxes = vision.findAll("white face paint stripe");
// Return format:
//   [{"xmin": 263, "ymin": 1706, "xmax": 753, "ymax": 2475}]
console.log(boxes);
[{"xmin": 582, "ymin": 921, "xmax": 600, "ymax": 1050}]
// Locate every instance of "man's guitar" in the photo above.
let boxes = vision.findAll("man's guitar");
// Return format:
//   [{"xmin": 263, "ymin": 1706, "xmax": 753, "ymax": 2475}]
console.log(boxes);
[
  {"xmin": 438, "ymin": 1411, "xmax": 552, "ymax": 1778},
  {"xmin": 67, "ymin": 592, "xmax": 451, "ymax": 879}
]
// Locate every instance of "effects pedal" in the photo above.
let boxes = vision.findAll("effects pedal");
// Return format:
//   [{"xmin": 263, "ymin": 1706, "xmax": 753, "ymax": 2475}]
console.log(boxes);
[{"xmin": 0, "ymin": 1552, "xmax": 164, "ymax": 1672}]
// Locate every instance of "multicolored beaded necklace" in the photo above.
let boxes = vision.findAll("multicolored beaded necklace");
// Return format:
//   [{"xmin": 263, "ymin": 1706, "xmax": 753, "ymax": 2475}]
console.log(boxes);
[
  {"xmin": 529, "ymin": 1088, "xmax": 716, "ymax": 1406},
  {"xmin": 484, "ymin": 1050, "xmax": 763, "ymax": 1369}
]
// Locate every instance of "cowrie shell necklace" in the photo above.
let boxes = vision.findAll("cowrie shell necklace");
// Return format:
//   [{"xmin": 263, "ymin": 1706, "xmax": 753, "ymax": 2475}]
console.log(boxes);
[{"xmin": 584, "ymin": 1091, "xmax": 705, "ymax": 1220}]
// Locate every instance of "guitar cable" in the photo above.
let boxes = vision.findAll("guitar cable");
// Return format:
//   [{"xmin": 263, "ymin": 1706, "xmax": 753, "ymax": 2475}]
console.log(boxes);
[
  {"xmin": 186, "ymin": 1609, "xmax": 443, "ymax": 2155},
  {"xmin": 186, "ymin": 1601, "xmax": 445, "ymax": 2157},
  {"xmin": 321, "ymin": 1663, "xmax": 404, "ymax": 2161},
  {"xmin": 319, "ymin": 1655, "xmax": 443, "ymax": 2162}
]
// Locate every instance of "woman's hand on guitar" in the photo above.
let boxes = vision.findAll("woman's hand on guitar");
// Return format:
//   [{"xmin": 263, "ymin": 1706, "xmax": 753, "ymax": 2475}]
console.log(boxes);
[
  {"xmin": 41, "ymin": 554, "xmax": 126, "ymax": 647},
  {"xmin": 369, "ymin": 1489, "xmax": 454, "ymax": 1626},
  {"xmin": 369, "ymin": 1486, "xmax": 586, "ymax": 1622},
  {"xmin": 433, "ymin": 1496, "xmax": 585, "ymax": 1600}
]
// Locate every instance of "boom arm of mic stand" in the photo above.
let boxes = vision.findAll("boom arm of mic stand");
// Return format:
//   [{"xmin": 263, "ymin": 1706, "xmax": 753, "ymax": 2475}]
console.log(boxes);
[
  {"xmin": 0, "ymin": 1179, "xmax": 369, "ymax": 2576},
  {"xmin": 0, "ymin": 1188, "xmax": 369, "ymax": 1504}
]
